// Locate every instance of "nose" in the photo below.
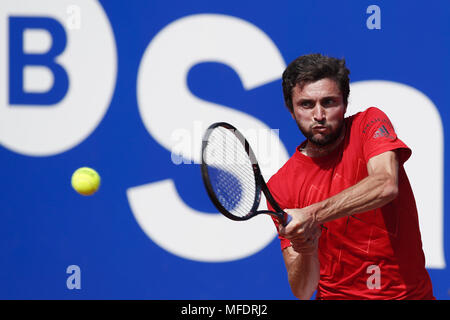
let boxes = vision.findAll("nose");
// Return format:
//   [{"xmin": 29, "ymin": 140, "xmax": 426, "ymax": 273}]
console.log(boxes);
[{"xmin": 313, "ymin": 105, "xmax": 325, "ymax": 122}]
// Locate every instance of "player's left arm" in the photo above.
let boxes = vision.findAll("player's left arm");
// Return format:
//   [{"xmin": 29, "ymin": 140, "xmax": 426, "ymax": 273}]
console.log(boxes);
[
  {"xmin": 318, "ymin": 149, "xmax": 399, "ymax": 222},
  {"xmin": 279, "ymin": 150, "xmax": 399, "ymax": 240}
]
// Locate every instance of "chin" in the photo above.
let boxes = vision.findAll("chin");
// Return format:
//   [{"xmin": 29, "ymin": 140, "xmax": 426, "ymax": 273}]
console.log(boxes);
[
  {"xmin": 310, "ymin": 139, "xmax": 330, "ymax": 147},
  {"xmin": 309, "ymin": 134, "xmax": 336, "ymax": 146}
]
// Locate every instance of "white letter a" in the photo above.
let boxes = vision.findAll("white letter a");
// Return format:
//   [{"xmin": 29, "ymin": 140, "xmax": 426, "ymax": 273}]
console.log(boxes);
[
  {"xmin": 66, "ymin": 265, "xmax": 81, "ymax": 290},
  {"xmin": 366, "ymin": 5, "xmax": 381, "ymax": 29},
  {"xmin": 366, "ymin": 265, "xmax": 381, "ymax": 289}
]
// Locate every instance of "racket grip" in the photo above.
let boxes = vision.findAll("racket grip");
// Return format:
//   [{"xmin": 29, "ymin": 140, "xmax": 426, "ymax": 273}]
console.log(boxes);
[{"xmin": 283, "ymin": 213, "xmax": 292, "ymax": 226}]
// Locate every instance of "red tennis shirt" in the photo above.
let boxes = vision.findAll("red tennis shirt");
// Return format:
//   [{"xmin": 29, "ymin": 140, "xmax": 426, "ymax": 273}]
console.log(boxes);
[{"xmin": 267, "ymin": 107, "xmax": 434, "ymax": 300}]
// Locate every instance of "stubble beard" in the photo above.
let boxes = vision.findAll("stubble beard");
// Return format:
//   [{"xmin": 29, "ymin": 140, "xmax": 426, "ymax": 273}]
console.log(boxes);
[{"xmin": 296, "ymin": 120, "xmax": 345, "ymax": 147}]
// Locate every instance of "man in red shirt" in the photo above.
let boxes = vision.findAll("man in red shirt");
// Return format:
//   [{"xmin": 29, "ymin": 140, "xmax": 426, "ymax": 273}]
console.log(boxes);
[{"xmin": 268, "ymin": 53, "xmax": 434, "ymax": 299}]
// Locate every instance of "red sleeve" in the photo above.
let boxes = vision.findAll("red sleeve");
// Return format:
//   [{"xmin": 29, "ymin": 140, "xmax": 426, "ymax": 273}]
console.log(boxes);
[
  {"xmin": 266, "ymin": 176, "xmax": 291, "ymax": 251},
  {"xmin": 360, "ymin": 107, "xmax": 411, "ymax": 165}
]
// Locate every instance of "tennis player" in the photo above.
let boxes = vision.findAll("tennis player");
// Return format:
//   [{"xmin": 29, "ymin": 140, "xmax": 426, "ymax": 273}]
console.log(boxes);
[{"xmin": 267, "ymin": 53, "xmax": 435, "ymax": 300}]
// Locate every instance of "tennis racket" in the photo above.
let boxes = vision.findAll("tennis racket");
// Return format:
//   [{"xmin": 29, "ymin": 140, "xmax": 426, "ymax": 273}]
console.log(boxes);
[{"xmin": 201, "ymin": 122, "xmax": 291, "ymax": 226}]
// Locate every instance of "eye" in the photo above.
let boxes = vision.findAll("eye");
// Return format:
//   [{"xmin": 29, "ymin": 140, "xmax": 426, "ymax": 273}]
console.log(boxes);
[
  {"xmin": 323, "ymin": 98, "xmax": 336, "ymax": 107},
  {"xmin": 300, "ymin": 100, "xmax": 313, "ymax": 108}
]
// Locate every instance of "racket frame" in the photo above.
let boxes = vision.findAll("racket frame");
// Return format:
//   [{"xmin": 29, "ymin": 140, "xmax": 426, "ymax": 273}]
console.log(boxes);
[{"xmin": 201, "ymin": 122, "xmax": 289, "ymax": 226}]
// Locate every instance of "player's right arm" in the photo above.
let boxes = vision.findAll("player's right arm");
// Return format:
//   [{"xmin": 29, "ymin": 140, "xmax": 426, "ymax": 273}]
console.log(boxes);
[
  {"xmin": 267, "ymin": 175, "xmax": 320, "ymax": 300},
  {"xmin": 281, "ymin": 228, "xmax": 321, "ymax": 300}
]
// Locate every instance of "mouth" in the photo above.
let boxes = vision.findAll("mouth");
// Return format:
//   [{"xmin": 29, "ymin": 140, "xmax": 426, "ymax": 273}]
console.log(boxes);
[{"xmin": 312, "ymin": 125, "xmax": 328, "ymax": 133}]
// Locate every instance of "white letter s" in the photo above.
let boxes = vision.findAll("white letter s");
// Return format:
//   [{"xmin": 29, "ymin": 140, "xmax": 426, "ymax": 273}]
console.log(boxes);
[{"xmin": 130, "ymin": 14, "xmax": 288, "ymax": 262}]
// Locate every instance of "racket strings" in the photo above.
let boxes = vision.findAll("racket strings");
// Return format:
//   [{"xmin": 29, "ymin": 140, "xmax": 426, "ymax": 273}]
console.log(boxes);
[{"xmin": 204, "ymin": 127, "xmax": 257, "ymax": 218}]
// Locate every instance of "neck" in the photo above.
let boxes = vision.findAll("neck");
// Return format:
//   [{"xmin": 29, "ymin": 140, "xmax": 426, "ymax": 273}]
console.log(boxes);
[{"xmin": 301, "ymin": 122, "xmax": 346, "ymax": 158}]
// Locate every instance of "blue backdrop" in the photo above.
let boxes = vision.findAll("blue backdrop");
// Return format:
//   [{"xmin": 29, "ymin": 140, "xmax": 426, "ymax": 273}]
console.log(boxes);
[{"xmin": 0, "ymin": 0, "xmax": 448, "ymax": 299}]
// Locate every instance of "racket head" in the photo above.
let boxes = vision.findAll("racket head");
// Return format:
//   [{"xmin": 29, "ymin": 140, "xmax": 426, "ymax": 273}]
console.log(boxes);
[{"xmin": 201, "ymin": 122, "xmax": 262, "ymax": 221}]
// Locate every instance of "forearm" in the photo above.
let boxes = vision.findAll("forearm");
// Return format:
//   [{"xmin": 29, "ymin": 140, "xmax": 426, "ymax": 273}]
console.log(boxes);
[
  {"xmin": 314, "ymin": 173, "xmax": 398, "ymax": 224},
  {"xmin": 283, "ymin": 248, "xmax": 320, "ymax": 300}
]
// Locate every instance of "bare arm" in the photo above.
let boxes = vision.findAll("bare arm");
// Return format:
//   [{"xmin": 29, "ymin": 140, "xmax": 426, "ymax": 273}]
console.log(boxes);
[
  {"xmin": 314, "ymin": 150, "xmax": 399, "ymax": 224},
  {"xmin": 281, "ymin": 232, "xmax": 320, "ymax": 300},
  {"xmin": 281, "ymin": 150, "xmax": 399, "ymax": 239},
  {"xmin": 279, "ymin": 150, "xmax": 400, "ymax": 298}
]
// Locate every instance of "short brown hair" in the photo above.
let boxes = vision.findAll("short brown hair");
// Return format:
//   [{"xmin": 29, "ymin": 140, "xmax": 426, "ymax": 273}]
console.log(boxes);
[{"xmin": 282, "ymin": 53, "xmax": 350, "ymax": 112}]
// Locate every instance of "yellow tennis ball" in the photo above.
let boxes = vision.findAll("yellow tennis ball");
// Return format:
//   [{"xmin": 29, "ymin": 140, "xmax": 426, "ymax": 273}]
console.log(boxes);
[{"xmin": 71, "ymin": 167, "xmax": 101, "ymax": 196}]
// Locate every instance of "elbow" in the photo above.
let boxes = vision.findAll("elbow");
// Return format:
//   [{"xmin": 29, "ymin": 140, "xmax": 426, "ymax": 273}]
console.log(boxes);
[
  {"xmin": 289, "ymin": 276, "xmax": 319, "ymax": 300},
  {"xmin": 294, "ymin": 290, "xmax": 315, "ymax": 301},
  {"xmin": 381, "ymin": 177, "xmax": 398, "ymax": 202},
  {"xmin": 291, "ymin": 284, "xmax": 317, "ymax": 300}
]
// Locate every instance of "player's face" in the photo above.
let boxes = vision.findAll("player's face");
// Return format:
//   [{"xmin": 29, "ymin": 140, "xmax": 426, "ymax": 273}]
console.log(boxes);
[{"xmin": 290, "ymin": 78, "xmax": 347, "ymax": 146}]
